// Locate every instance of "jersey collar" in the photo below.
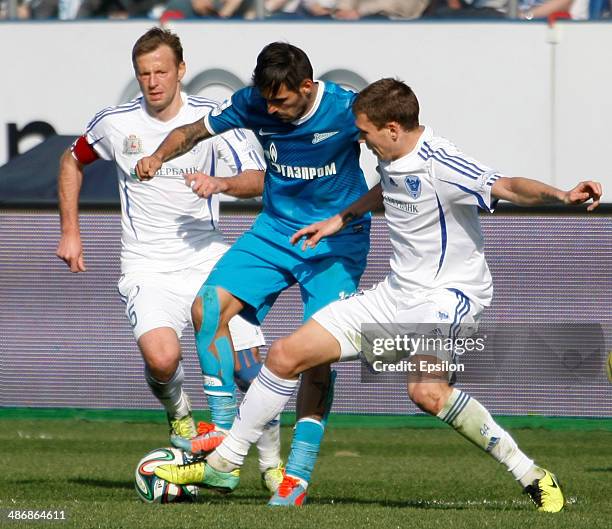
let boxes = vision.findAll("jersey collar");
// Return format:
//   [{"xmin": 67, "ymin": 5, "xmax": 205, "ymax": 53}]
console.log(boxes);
[
  {"xmin": 140, "ymin": 92, "xmax": 187, "ymax": 126},
  {"xmin": 385, "ymin": 125, "xmax": 433, "ymax": 171},
  {"xmin": 292, "ymin": 81, "xmax": 324, "ymax": 126}
]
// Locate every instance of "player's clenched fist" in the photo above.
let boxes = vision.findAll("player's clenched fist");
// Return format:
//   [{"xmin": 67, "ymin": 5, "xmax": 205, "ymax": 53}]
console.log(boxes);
[
  {"xmin": 184, "ymin": 172, "xmax": 227, "ymax": 198},
  {"xmin": 135, "ymin": 154, "xmax": 163, "ymax": 181},
  {"xmin": 56, "ymin": 234, "xmax": 87, "ymax": 273}
]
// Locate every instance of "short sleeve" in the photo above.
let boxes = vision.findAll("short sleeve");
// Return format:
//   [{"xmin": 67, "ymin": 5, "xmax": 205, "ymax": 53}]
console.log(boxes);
[
  {"xmin": 205, "ymin": 88, "xmax": 253, "ymax": 136},
  {"xmin": 214, "ymin": 128, "xmax": 266, "ymax": 175},
  {"xmin": 82, "ymin": 109, "xmax": 115, "ymax": 161},
  {"xmin": 427, "ymin": 141, "xmax": 503, "ymax": 212}
]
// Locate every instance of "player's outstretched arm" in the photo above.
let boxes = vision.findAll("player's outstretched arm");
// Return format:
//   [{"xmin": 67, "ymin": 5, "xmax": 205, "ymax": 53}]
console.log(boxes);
[
  {"xmin": 291, "ymin": 184, "xmax": 383, "ymax": 250},
  {"xmin": 492, "ymin": 177, "xmax": 602, "ymax": 211},
  {"xmin": 184, "ymin": 169, "xmax": 264, "ymax": 199},
  {"xmin": 135, "ymin": 118, "xmax": 212, "ymax": 181},
  {"xmin": 56, "ymin": 149, "xmax": 87, "ymax": 272}
]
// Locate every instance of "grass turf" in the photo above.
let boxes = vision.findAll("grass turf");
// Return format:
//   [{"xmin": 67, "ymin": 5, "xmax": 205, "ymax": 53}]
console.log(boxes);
[{"xmin": 1, "ymin": 419, "xmax": 610, "ymax": 529}]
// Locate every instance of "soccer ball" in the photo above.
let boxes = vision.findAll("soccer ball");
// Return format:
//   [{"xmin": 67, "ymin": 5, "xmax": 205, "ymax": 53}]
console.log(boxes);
[{"xmin": 134, "ymin": 447, "xmax": 198, "ymax": 503}]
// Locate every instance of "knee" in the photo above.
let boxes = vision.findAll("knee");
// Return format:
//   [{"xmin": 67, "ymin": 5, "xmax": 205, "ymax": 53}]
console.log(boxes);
[
  {"xmin": 192, "ymin": 286, "xmax": 235, "ymax": 334},
  {"xmin": 266, "ymin": 339, "xmax": 299, "ymax": 379},
  {"xmin": 145, "ymin": 351, "xmax": 179, "ymax": 382},
  {"xmin": 408, "ymin": 383, "xmax": 451, "ymax": 415}
]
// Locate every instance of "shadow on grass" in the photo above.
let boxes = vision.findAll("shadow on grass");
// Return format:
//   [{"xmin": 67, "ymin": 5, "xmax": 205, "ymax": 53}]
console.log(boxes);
[
  {"xmin": 189, "ymin": 493, "xmax": 530, "ymax": 511},
  {"xmin": 304, "ymin": 496, "xmax": 530, "ymax": 511},
  {"xmin": 585, "ymin": 467, "xmax": 612, "ymax": 472},
  {"xmin": 68, "ymin": 478, "xmax": 133, "ymax": 490}
]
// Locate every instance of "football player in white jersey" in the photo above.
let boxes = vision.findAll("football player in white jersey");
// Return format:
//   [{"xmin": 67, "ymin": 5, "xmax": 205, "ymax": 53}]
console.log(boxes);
[
  {"xmin": 178, "ymin": 78, "xmax": 602, "ymax": 510},
  {"xmin": 56, "ymin": 27, "xmax": 284, "ymax": 492}
]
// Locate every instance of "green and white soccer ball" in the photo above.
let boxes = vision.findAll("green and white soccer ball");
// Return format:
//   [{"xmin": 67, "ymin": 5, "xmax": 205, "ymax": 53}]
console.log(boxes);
[{"xmin": 135, "ymin": 447, "xmax": 198, "ymax": 503}]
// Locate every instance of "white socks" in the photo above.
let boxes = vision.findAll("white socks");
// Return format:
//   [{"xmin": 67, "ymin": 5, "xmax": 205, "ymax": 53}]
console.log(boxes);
[
  {"xmin": 256, "ymin": 415, "xmax": 282, "ymax": 473},
  {"xmin": 145, "ymin": 363, "xmax": 191, "ymax": 419},
  {"xmin": 215, "ymin": 366, "xmax": 298, "ymax": 468},
  {"xmin": 438, "ymin": 388, "xmax": 542, "ymax": 487}
]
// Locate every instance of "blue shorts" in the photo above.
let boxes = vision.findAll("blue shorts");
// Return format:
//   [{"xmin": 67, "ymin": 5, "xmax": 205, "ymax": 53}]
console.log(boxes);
[{"xmin": 206, "ymin": 213, "xmax": 370, "ymax": 324}]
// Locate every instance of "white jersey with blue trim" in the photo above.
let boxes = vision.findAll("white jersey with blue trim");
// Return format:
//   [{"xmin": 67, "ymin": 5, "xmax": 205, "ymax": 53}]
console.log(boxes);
[
  {"xmin": 82, "ymin": 93, "xmax": 265, "ymax": 273},
  {"xmin": 379, "ymin": 126, "xmax": 501, "ymax": 307}
]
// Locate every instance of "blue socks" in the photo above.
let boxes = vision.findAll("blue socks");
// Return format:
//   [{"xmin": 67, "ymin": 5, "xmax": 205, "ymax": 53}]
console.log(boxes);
[{"xmin": 285, "ymin": 418, "xmax": 325, "ymax": 486}]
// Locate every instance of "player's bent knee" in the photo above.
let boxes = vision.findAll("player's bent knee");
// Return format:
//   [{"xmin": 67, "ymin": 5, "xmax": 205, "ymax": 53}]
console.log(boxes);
[
  {"xmin": 144, "ymin": 354, "xmax": 179, "ymax": 381},
  {"xmin": 408, "ymin": 383, "xmax": 449, "ymax": 415},
  {"xmin": 266, "ymin": 339, "xmax": 300, "ymax": 379}
]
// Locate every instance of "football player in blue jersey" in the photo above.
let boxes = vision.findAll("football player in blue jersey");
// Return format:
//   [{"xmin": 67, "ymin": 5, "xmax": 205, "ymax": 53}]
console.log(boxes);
[{"xmin": 136, "ymin": 42, "xmax": 371, "ymax": 505}]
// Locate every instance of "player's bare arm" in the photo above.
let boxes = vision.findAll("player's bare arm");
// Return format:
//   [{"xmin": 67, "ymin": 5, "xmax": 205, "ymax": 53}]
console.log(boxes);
[
  {"xmin": 56, "ymin": 149, "xmax": 87, "ymax": 272},
  {"xmin": 291, "ymin": 183, "xmax": 383, "ymax": 250},
  {"xmin": 492, "ymin": 177, "xmax": 602, "ymax": 211},
  {"xmin": 184, "ymin": 169, "xmax": 265, "ymax": 199},
  {"xmin": 135, "ymin": 118, "xmax": 212, "ymax": 181}
]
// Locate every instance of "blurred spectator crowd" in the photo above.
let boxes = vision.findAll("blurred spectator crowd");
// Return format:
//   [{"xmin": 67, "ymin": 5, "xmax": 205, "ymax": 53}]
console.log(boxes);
[{"xmin": 1, "ymin": 0, "xmax": 609, "ymax": 21}]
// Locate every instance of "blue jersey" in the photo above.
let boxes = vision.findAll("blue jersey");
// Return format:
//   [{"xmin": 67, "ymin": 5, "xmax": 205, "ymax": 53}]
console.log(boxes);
[{"xmin": 205, "ymin": 81, "xmax": 370, "ymax": 232}]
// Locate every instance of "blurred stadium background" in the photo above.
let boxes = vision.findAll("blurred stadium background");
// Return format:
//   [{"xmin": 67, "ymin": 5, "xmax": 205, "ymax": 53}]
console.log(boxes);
[
  {"xmin": 1, "ymin": 16, "xmax": 611, "ymax": 420},
  {"xmin": 0, "ymin": 15, "xmax": 611, "ymax": 529}
]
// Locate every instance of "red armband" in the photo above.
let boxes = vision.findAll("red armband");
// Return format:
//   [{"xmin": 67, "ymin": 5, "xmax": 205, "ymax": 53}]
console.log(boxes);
[{"xmin": 71, "ymin": 135, "xmax": 100, "ymax": 165}]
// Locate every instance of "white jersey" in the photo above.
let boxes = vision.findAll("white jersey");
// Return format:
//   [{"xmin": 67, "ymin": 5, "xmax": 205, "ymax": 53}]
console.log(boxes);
[
  {"xmin": 82, "ymin": 93, "xmax": 265, "ymax": 273},
  {"xmin": 379, "ymin": 126, "xmax": 502, "ymax": 307}
]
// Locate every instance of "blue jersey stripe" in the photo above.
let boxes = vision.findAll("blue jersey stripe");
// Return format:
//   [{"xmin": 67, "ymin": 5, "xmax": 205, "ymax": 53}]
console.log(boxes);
[
  {"xmin": 120, "ymin": 173, "xmax": 138, "ymax": 239},
  {"xmin": 188, "ymin": 95, "xmax": 218, "ymax": 105},
  {"xmin": 437, "ymin": 146, "xmax": 486, "ymax": 175},
  {"xmin": 434, "ymin": 193, "xmax": 447, "ymax": 279},
  {"xmin": 248, "ymin": 150, "xmax": 265, "ymax": 170},
  {"xmin": 89, "ymin": 99, "xmax": 140, "ymax": 123},
  {"xmin": 439, "ymin": 179, "xmax": 490, "ymax": 211},
  {"xmin": 423, "ymin": 146, "xmax": 479, "ymax": 181},
  {"xmin": 220, "ymin": 136, "xmax": 242, "ymax": 173},
  {"xmin": 233, "ymin": 129, "xmax": 247, "ymax": 141},
  {"xmin": 422, "ymin": 142, "xmax": 483, "ymax": 178},
  {"xmin": 87, "ymin": 104, "xmax": 140, "ymax": 133}
]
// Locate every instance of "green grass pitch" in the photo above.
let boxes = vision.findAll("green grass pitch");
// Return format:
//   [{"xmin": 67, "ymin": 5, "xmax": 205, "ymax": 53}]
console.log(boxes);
[{"xmin": 1, "ymin": 416, "xmax": 610, "ymax": 529}]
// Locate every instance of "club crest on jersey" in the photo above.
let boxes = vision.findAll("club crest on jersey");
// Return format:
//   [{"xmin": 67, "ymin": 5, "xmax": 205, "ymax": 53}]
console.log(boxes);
[
  {"xmin": 123, "ymin": 134, "xmax": 143, "ymax": 155},
  {"xmin": 404, "ymin": 175, "xmax": 421, "ymax": 199},
  {"xmin": 312, "ymin": 131, "xmax": 339, "ymax": 144}
]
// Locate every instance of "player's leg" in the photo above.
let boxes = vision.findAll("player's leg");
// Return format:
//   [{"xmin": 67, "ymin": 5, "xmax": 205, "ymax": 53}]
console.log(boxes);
[
  {"xmin": 404, "ymin": 289, "xmax": 564, "ymax": 513},
  {"xmin": 212, "ymin": 319, "xmax": 341, "ymax": 467},
  {"xmin": 154, "ymin": 281, "xmax": 380, "ymax": 491},
  {"xmin": 155, "ymin": 319, "xmax": 341, "ymax": 490},
  {"xmin": 190, "ymin": 285, "xmax": 244, "ymax": 432},
  {"xmin": 174, "ymin": 229, "xmax": 292, "ymax": 457},
  {"xmin": 231, "ymin": 325, "xmax": 283, "ymax": 492},
  {"xmin": 274, "ymin": 242, "xmax": 368, "ymax": 505},
  {"xmin": 118, "ymin": 272, "xmax": 196, "ymax": 440},
  {"xmin": 139, "ymin": 328, "xmax": 195, "ymax": 438},
  {"xmin": 408, "ymin": 379, "xmax": 563, "ymax": 511}
]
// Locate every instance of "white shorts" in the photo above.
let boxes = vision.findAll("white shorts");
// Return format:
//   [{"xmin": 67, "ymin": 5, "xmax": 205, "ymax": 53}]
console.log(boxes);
[
  {"xmin": 117, "ymin": 260, "xmax": 265, "ymax": 350},
  {"xmin": 313, "ymin": 278, "xmax": 483, "ymax": 362}
]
